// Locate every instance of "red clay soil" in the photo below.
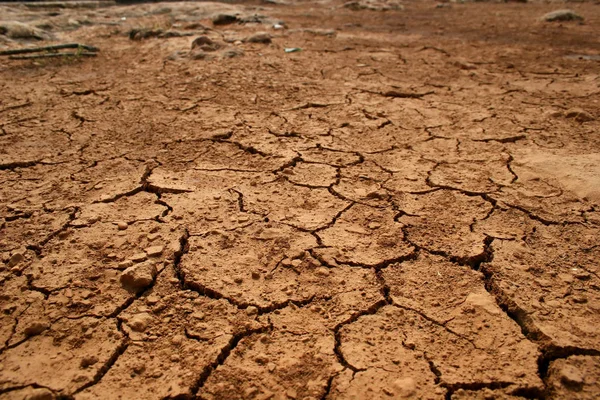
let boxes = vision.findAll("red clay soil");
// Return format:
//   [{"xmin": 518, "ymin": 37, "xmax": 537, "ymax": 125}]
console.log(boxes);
[{"xmin": 0, "ymin": 0, "xmax": 599, "ymax": 398}]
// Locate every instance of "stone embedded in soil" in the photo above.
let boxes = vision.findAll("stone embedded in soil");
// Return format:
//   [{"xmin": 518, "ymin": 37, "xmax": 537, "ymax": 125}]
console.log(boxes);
[
  {"xmin": 383, "ymin": 253, "xmax": 542, "ymax": 390},
  {"xmin": 244, "ymin": 32, "xmax": 272, "ymax": 44},
  {"xmin": 483, "ymin": 223, "xmax": 600, "ymax": 352},
  {"xmin": 145, "ymin": 245, "xmax": 164, "ymax": 257},
  {"xmin": 191, "ymin": 35, "xmax": 221, "ymax": 52},
  {"xmin": 547, "ymin": 356, "xmax": 600, "ymax": 399},
  {"xmin": 120, "ymin": 261, "xmax": 157, "ymax": 292},
  {"xmin": 565, "ymin": 108, "xmax": 595, "ymax": 123},
  {"xmin": 212, "ymin": 13, "xmax": 238, "ymax": 25},
  {"xmin": 23, "ymin": 321, "xmax": 50, "ymax": 337},
  {"xmin": 542, "ymin": 9, "xmax": 583, "ymax": 22},
  {"xmin": 0, "ymin": 386, "xmax": 56, "ymax": 400}
]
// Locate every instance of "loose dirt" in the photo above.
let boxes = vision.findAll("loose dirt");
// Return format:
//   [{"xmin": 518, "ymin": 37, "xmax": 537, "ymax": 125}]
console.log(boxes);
[{"xmin": 0, "ymin": 0, "xmax": 599, "ymax": 398}]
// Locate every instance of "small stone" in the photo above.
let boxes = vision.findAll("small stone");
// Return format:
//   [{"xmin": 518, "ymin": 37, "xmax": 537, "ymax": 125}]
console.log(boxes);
[
  {"xmin": 222, "ymin": 48, "xmax": 244, "ymax": 59},
  {"xmin": 128, "ymin": 313, "xmax": 152, "ymax": 332},
  {"xmin": 145, "ymin": 245, "xmax": 164, "ymax": 257},
  {"xmin": 24, "ymin": 321, "xmax": 49, "ymax": 337},
  {"xmin": 8, "ymin": 252, "xmax": 24, "ymax": 268},
  {"xmin": 146, "ymin": 295, "xmax": 160, "ymax": 305},
  {"xmin": 291, "ymin": 259, "xmax": 302, "ymax": 268},
  {"xmin": 255, "ymin": 353, "xmax": 269, "ymax": 364},
  {"xmin": 117, "ymin": 260, "xmax": 134, "ymax": 270},
  {"xmin": 315, "ymin": 267, "xmax": 330, "ymax": 277},
  {"xmin": 267, "ymin": 362, "xmax": 276, "ymax": 372},
  {"xmin": 542, "ymin": 9, "xmax": 583, "ymax": 22},
  {"xmin": 246, "ymin": 306, "xmax": 258, "ymax": 316},
  {"xmin": 285, "ymin": 389, "xmax": 297, "ymax": 399},
  {"xmin": 244, "ymin": 32, "xmax": 272, "ymax": 44},
  {"xmin": 80, "ymin": 355, "xmax": 99, "ymax": 368},
  {"xmin": 368, "ymin": 222, "xmax": 381, "ymax": 230},
  {"xmin": 565, "ymin": 108, "xmax": 594, "ymax": 123},
  {"xmin": 130, "ymin": 253, "xmax": 147, "ymax": 262},
  {"xmin": 147, "ymin": 233, "xmax": 160, "ymax": 242},
  {"xmin": 191, "ymin": 35, "xmax": 220, "ymax": 52},
  {"xmin": 171, "ymin": 335, "xmax": 185, "ymax": 346},
  {"xmin": 170, "ymin": 354, "xmax": 181, "ymax": 362},
  {"xmin": 212, "ymin": 14, "xmax": 238, "ymax": 25},
  {"xmin": 559, "ymin": 364, "xmax": 585, "ymax": 389},
  {"xmin": 120, "ymin": 261, "xmax": 157, "ymax": 292},
  {"xmin": 392, "ymin": 377, "xmax": 416, "ymax": 397},
  {"xmin": 132, "ymin": 363, "xmax": 145, "ymax": 374},
  {"xmin": 234, "ymin": 277, "xmax": 243, "ymax": 284},
  {"xmin": 572, "ymin": 295, "xmax": 588, "ymax": 304},
  {"xmin": 251, "ymin": 271, "xmax": 261, "ymax": 280},
  {"xmin": 117, "ymin": 221, "xmax": 128, "ymax": 230}
]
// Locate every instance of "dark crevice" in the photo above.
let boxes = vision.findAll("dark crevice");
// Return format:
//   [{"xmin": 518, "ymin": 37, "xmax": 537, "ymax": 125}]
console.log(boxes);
[
  {"xmin": 506, "ymin": 154, "xmax": 519, "ymax": 184},
  {"xmin": 72, "ymin": 339, "xmax": 129, "ymax": 395},
  {"xmin": 332, "ymin": 299, "xmax": 388, "ymax": 373},
  {"xmin": 192, "ymin": 325, "xmax": 270, "ymax": 396},
  {"xmin": 319, "ymin": 372, "xmax": 338, "ymax": 400},
  {"xmin": 473, "ymin": 135, "xmax": 527, "ymax": 144}
]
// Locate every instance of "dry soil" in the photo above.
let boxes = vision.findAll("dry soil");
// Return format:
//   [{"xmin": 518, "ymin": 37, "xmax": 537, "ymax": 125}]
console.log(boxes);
[{"xmin": 0, "ymin": 0, "xmax": 599, "ymax": 399}]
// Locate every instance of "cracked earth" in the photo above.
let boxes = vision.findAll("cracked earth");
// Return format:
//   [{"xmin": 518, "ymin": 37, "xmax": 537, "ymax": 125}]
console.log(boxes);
[{"xmin": 1, "ymin": 0, "xmax": 600, "ymax": 399}]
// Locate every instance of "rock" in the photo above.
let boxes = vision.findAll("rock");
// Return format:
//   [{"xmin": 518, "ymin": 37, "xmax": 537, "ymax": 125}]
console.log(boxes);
[
  {"xmin": 127, "ymin": 312, "xmax": 152, "ymax": 332},
  {"xmin": 117, "ymin": 221, "xmax": 128, "ymax": 230},
  {"xmin": 392, "ymin": 377, "xmax": 417, "ymax": 397},
  {"xmin": 189, "ymin": 49, "xmax": 215, "ymax": 61},
  {"xmin": 19, "ymin": 387, "xmax": 54, "ymax": 400},
  {"xmin": 145, "ymin": 245, "xmax": 164, "ymax": 257},
  {"xmin": 117, "ymin": 260, "xmax": 134, "ymax": 270},
  {"xmin": 120, "ymin": 261, "xmax": 157, "ymax": 292},
  {"xmin": 213, "ymin": 14, "xmax": 238, "ymax": 26},
  {"xmin": 222, "ymin": 48, "xmax": 244, "ymax": 59},
  {"xmin": 129, "ymin": 28, "xmax": 162, "ymax": 41},
  {"xmin": 24, "ymin": 321, "xmax": 50, "ymax": 337},
  {"xmin": 251, "ymin": 271, "xmax": 261, "ymax": 280},
  {"xmin": 8, "ymin": 251, "xmax": 24, "ymax": 268},
  {"xmin": 246, "ymin": 306, "xmax": 258, "ymax": 316},
  {"xmin": 80, "ymin": 355, "xmax": 99, "ymax": 368},
  {"xmin": 255, "ymin": 353, "xmax": 269, "ymax": 364},
  {"xmin": 130, "ymin": 252, "xmax": 147, "ymax": 262},
  {"xmin": 171, "ymin": 334, "xmax": 185, "ymax": 345},
  {"xmin": 542, "ymin": 9, "xmax": 583, "ymax": 22},
  {"xmin": 565, "ymin": 108, "xmax": 594, "ymax": 123},
  {"xmin": 244, "ymin": 32, "xmax": 272, "ymax": 44},
  {"xmin": 559, "ymin": 365, "xmax": 585, "ymax": 389},
  {"xmin": 0, "ymin": 21, "xmax": 47, "ymax": 40},
  {"xmin": 191, "ymin": 36, "xmax": 220, "ymax": 52},
  {"xmin": 315, "ymin": 267, "xmax": 330, "ymax": 277}
]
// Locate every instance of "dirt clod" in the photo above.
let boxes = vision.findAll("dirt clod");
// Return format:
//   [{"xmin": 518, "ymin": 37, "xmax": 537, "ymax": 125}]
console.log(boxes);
[{"xmin": 120, "ymin": 262, "xmax": 157, "ymax": 292}]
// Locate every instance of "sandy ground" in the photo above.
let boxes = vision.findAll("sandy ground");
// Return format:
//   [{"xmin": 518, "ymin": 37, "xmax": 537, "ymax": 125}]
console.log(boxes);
[{"xmin": 0, "ymin": 0, "xmax": 599, "ymax": 398}]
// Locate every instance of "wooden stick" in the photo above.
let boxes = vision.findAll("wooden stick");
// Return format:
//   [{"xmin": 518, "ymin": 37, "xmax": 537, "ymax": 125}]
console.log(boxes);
[
  {"xmin": 9, "ymin": 52, "xmax": 97, "ymax": 60},
  {"xmin": 0, "ymin": 43, "xmax": 98, "ymax": 56}
]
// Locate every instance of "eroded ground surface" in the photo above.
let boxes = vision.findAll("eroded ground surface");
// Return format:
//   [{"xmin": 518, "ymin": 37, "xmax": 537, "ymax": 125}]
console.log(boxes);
[{"xmin": 1, "ymin": 0, "xmax": 599, "ymax": 398}]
